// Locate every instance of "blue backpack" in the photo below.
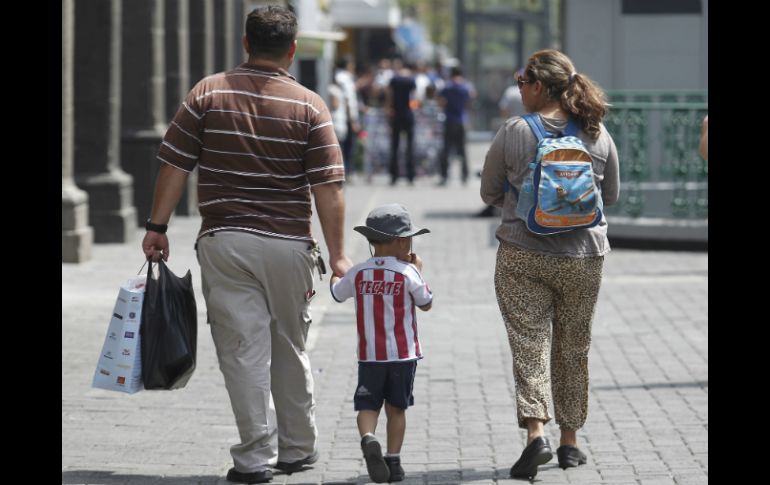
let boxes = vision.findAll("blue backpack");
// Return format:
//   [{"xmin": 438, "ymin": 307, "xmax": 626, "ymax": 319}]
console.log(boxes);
[{"xmin": 511, "ymin": 114, "xmax": 603, "ymax": 235}]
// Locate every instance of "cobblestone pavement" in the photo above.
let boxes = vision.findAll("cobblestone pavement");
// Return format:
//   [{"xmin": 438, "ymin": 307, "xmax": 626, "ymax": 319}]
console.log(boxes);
[{"xmin": 63, "ymin": 143, "xmax": 707, "ymax": 484}]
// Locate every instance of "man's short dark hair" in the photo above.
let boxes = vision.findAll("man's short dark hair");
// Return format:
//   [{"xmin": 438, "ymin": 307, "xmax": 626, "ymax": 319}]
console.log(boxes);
[{"xmin": 245, "ymin": 5, "xmax": 297, "ymax": 59}]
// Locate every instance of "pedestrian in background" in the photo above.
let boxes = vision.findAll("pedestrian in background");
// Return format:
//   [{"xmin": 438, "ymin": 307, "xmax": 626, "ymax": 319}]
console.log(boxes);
[
  {"xmin": 499, "ymin": 67, "xmax": 527, "ymax": 121},
  {"xmin": 385, "ymin": 59, "xmax": 417, "ymax": 185},
  {"xmin": 437, "ymin": 66, "xmax": 476, "ymax": 186},
  {"xmin": 477, "ymin": 68, "xmax": 527, "ymax": 217},
  {"xmin": 335, "ymin": 56, "xmax": 361, "ymax": 179},
  {"xmin": 142, "ymin": 6, "xmax": 352, "ymax": 483},
  {"xmin": 330, "ymin": 204, "xmax": 433, "ymax": 483},
  {"xmin": 328, "ymin": 75, "xmax": 349, "ymax": 152},
  {"xmin": 480, "ymin": 49, "xmax": 620, "ymax": 480}
]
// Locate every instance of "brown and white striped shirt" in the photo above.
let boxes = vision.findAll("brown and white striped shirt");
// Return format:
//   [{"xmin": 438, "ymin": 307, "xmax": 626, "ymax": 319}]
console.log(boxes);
[{"xmin": 157, "ymin": 62, "xmax": 345, "ymax": 241}]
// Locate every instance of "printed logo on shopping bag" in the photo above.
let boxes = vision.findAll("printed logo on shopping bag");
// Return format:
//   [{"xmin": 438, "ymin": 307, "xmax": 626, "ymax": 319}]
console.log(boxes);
[{"xmin": 92, "ymin": 274, "xmax": 146, "ymax": 394}]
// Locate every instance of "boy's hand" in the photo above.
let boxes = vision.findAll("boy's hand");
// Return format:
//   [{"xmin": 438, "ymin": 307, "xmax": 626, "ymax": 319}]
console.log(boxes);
[
  {"xmin": 409, "ymin": 253, "xmax": 423, "ymax": 272},
  {"xmin": 329, "ymin": 255, "xmax": 353, "ymax": 278},
  {"xmin": 330, "ymin": 274, "xmax": 341, "ymax": 287}
]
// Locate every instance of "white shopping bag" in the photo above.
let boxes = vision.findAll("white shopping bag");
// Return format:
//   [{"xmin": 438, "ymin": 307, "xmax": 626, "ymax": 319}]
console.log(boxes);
[{"xmin": 91, "ymin": 275, "xmax": 146, "ymax": 394}]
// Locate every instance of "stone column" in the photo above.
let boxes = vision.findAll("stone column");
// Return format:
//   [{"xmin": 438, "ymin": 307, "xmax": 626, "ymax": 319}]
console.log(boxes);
[
  {"xmin": 233, "ymin": 0, "xmax": 245, "ymax": 65},
  {"xmin": 74, "ymin": 0, "xmax": 136, "ymax": 242},
  {"xmin": 63, "ymin": 0, "xmax": 94, "ymax": 263},
  {"xmin": 183, "ymin": 0, "xmax": 215, "ymax": 217},
  {"xmin": 165, "ymin": 0, "xmax": 197, "ymax": 215},
  {"xmin": 121, "ymin": 0, "xmax": 166, "ymax": 226},
  {"xmin": 165, "ymin": 0, "xmax": 190, "ymax": 121},
  {"xmin": 190, "ymin": 0, "xmax": 215, "ymax": 81},
  {"xmin": 214, "ymin": 0, "xmax": 236, "ymax": 73}
]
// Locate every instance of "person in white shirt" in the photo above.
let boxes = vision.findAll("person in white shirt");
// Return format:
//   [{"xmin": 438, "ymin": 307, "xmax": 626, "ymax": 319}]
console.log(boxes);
[
  {"xmin": 328, "ymin": 80, "xmax": 348, "ymax": 144},
  {"xmin": 335, "ymin": 57, "xmax": 361, "ymax": 176},
  {"xmin": 499, "ymin": 68, "xmax": 527, "ymax": 120},
  {"xmin": 330, "ymin": 204, "xmax": 432, "ymax": 483}
]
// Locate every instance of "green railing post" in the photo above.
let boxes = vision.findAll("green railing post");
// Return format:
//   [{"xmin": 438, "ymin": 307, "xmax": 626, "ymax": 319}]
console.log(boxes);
[
  {"xmin": 604, "ymin": 91, "xmax": 707, "ymax": 223},
  {"xmin": 693, "ymin": 112, "xmax": 709, "ymax": 219},
  {"xmin": 626, "ymin": 109, "xmax": 647, "ymax": 218},
  {"xmin": 667, "ymin": 109, "xmax": 692, "ymax": 217}
]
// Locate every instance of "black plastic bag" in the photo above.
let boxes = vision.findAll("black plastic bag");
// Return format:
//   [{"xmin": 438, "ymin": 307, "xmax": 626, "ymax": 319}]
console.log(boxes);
[{"xmin": 141, "ymin": 259, "xmax": 197, "ymax": 390}]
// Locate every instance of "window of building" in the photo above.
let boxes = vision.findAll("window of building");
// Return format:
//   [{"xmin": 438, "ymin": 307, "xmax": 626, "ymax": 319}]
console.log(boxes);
[{"xmin": 622, "ymin": 0, "xmax": 701, "ymax": 14}]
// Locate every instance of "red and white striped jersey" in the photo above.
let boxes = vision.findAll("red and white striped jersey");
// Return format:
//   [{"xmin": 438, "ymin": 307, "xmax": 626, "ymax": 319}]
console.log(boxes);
[{"xmin": 331, "ymin": 256, "xmax": 432, "ymax": 362}]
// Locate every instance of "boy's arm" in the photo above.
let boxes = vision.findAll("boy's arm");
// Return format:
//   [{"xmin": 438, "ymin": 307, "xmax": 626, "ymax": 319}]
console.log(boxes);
[
  {"xmin": 407, "ymin": 254, "xmax": 432, "ymax": 311},
  {"xmin": 409, "ymin": 253, "xmax": 423, "ymax": 273},
  {"xmin": 330, "ymin": 274, "xmax": 341, "ymax": 296},
  {"xmin": 329, "ymin": 274, "xmax": 341, "ymax": 302},
  {"xmin": 330, "ymin": 272, "xmax": 353, "ymax": 303}
]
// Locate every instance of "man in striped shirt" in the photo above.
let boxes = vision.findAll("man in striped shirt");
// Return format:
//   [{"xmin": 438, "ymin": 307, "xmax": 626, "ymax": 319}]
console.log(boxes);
[
  {"xmin": 141, "ymin": 6, "xmax": 352, "ymax": 484},
  {"xmin": 330, "ymin": 204, "xmax": 433, "ymax": 483}
]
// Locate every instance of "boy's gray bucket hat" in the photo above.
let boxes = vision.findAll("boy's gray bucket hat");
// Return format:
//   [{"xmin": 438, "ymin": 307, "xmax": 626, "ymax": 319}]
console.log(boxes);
[{"xmin": 354, "ymin": 203, "xmax": 430, "ymax": 242}]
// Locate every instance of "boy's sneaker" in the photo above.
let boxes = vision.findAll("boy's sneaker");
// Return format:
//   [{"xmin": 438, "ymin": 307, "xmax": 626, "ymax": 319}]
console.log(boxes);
[
  {"xmin": 384, "ymin": 456, "xmax": 405, "ymax": 482},
  {"xmin": 360, "ymin": 435, "xmax": 390, "ymax": 483}
]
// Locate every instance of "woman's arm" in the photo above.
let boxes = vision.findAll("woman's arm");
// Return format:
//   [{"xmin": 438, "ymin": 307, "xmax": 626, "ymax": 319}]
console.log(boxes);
[{"xmin": 480, "ymin": 126, "xmax": 508, "ymax": 207}]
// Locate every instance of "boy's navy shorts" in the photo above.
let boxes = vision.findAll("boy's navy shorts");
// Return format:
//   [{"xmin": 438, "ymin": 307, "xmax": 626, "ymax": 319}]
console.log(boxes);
[{"xmin": 354, "ymin": 360, "xmax": 418, "ymax": 411}]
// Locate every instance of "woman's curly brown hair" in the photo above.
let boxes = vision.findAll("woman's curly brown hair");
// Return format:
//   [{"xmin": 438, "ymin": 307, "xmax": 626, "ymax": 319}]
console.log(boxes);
[{"xmin": 525, "ymin": 49, "xmax": 608, "ymax": 141}]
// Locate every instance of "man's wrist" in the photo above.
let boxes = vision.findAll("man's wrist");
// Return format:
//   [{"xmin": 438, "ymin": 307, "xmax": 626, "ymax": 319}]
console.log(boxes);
[
  {"xmin": 145, "ymin": 219, "xmax": 168, "ymax": 234},
  {"xmin": 327, "ymin": 251, "xmax": 345, "ymax": 261}
]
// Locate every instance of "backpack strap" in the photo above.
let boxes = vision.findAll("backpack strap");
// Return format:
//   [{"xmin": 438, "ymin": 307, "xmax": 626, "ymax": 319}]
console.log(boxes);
[
  {"xmin": 524, "ymin": 113, "xmax": 582, "ymax": 138},
  {"xmin": 522, "ymin": 113, "xmax": 550, "ymax": 141},
  {"xmin": 564, "ymin": 117, "xmax": 580, "ymax": 136}
]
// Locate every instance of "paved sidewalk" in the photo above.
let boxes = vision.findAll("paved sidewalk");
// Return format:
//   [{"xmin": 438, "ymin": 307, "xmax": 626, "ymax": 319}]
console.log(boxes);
[{"xmin": 63, "ymin": 144, "xmax": 707, "ymax": 484}]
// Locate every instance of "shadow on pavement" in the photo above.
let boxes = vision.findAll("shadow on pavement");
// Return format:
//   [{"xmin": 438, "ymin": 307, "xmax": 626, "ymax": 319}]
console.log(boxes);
[
  {"xmin": 63, "ymin": 465, "xmax": 522, "ymax": 484},
  {"xmin": 62, "ymin": 470, "xmax": 221, "ymax": 484},
  {"xmin": 592, "ymin": 380, "xmax": 708, "ymax": 391},
  {"xmin": 608, "ymin": 237, "xmax": 708, "ymax": 252}
]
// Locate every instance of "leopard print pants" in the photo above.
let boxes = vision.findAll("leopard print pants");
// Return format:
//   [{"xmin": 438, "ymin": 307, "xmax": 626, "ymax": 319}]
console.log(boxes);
[{"xmin": 494, "ymin": 241, "xmax": 604, "ymax": 430}]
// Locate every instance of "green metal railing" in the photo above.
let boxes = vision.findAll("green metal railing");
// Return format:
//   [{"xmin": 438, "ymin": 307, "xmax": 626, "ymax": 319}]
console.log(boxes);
[{"xmin": 603, "ymin": 91, "xmax": 708, "ymax": 220}]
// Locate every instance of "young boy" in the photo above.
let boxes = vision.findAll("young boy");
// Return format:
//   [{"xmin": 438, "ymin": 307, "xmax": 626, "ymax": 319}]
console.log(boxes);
[{"xmin": 330, "ymin": 203, "xmax": 433, "ymax": 483}]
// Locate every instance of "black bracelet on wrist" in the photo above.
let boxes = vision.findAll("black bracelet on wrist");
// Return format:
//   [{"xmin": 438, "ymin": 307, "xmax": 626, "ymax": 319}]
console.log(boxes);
[{"xmin": 145, "ymin": 219, "xmax": 168, "ymax": 234}]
